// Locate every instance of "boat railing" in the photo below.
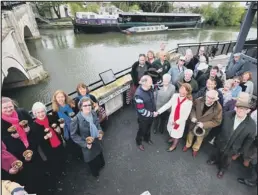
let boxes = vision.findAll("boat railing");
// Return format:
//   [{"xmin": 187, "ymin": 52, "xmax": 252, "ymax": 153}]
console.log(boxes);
[{"xmin": 168, "ymin": 38, "xmax": 257, "ymax": 58}]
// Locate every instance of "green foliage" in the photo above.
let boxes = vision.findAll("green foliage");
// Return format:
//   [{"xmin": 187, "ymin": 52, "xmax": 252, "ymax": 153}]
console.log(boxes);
[
  {"xmin": 112, "ymin": 2, "xmax": 140, "ymax": 12},
  {"xmin": 194, "ymin": 2, "xmax": 246, "ymax": 26},
  {"xmin": 68, "ymin": 2, "xmax": 100, "ymax": 15}
]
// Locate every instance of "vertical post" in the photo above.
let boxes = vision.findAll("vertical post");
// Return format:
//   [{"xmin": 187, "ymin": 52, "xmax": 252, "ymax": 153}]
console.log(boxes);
[{"xmin": 228, "ymin": 2, "xmax": 256, "ymax": 65}]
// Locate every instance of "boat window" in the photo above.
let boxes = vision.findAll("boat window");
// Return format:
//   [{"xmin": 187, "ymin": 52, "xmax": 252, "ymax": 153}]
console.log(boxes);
[
  {"xmin": 146, "ymin": 16, "xmax": 161, "ymax": 22},
  {"xmin": 141, "ymin": 27, "xmax": 145, "ymax": 30},
  {"xmin": 107, "ymin": 20, "xmax": 111, "ymax": 23},
  {"xmin": 112, "ymin": 20, "xmax": 117, "ymax": 23},
  {"xmin": 89, "ymin": 15, "xmax": 95, "ymax": 19},
  {"xmin": 147, "ymin": 27, "xmax": 149, "ymax": 30},
  {"xmin": 101, "ymin": 20, "xmax": 105, "ymax": 24},
  {"xmin": 156, "ymin": 27, "xmax": 159, "ymax": 29}
]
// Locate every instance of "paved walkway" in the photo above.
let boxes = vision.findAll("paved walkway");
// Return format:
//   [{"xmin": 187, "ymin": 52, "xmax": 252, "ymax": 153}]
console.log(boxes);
[{"xmin": 54, "ymin": 105, "xmax": 256, "ymax": 195}]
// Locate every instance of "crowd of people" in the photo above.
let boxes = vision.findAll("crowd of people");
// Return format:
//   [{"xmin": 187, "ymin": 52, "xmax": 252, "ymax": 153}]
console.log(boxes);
[
  {"xmin": 131, "ymin": 43, "xmax": 257, "ymax": 185},
  {"xmin": 1, "ymin": 42, "xmax": 257, "ymax": 194},
  {"xmin": 1, "ymin": 83, "xmax": 107, "ymax": 194}
]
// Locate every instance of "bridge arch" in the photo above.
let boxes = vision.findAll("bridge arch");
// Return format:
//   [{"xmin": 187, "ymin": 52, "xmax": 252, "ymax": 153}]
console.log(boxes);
[
  {"xmin": 24, "ymin": 25, "xmax": 33, "ymax": 39},
  {"xmin": 2, "ymin": 56, "xmax": 30, "ymax": 85}
]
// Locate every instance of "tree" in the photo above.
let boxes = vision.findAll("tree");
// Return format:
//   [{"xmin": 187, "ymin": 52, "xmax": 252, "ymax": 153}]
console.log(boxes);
[
  {"xmin": 68, "ymin": 2, "xmax": 100, "ymax": 15},
  {"xmin": 35, "ymin": 2, "xmax": 63, "ymax": 19}
]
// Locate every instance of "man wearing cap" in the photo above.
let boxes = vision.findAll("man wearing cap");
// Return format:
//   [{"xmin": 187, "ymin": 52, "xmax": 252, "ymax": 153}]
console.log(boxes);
[
  {"xmin": 207, "ymin": 100, "xmax": 256, "ymax": 179},
  {"xmin": 152, "ymin": 51, "xmax": 171, "ymax": 76},
  {"xmin": 134, "ymin": 75, "xmax": 158, "ymax": 151},
  {"xmin": 168, "ymin": 55, "xmax": 187, "ymax": 85},
  {"xmin": 183, "ymin": 90, "xmax": 222, "ymax": 157},
  {"xmin": 225, "ymin": 53, "xmax": 246, "ymax": 79}
]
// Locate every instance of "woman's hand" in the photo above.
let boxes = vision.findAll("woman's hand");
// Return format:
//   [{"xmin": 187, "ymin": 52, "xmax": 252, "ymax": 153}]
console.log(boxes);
[
  {"xmin": 47, "ymin": 132, "xmax": 52, "ymax": 138},
  {"xmin": 11, "ymin": 133, "xmax": 20, "ymax": 139},
  {"xmin": 55, "ymin": 126, "xmax": 61, "ymax": 134},
  {"xmin": 9, "ymin": 167, "xmax": 19, "ymax": 174},
  {"xmin": 86, "ymin": 144, "xmax": 92, "ymax": 149},
  {"xmin": 60, "ymin": 123, "xmax": 65, "ymax": 129},
  {"xmin": 24, "ymin": 126, "xmax": 30, "ymax": 133},
  {"xmin": 98, "ymin": 130, "xmax": 104, "ymax": 140}
]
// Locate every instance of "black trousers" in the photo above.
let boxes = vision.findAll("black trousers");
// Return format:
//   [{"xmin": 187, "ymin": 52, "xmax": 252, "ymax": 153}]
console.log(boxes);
[
  {"xmin": 136, "ymin": 118, "xmax": 153, "ymax": 145},
  {"xmin": 153, "ymin": 111, "xmax": 169, "ymax": 133},
  {"xmin": 87, "ymin": 152, "xmax": 105, "ymax": 177},
  {"xmin": 209, "ymin": 147, "xmax": 232, "ymax": 172},
  {"xmin": 206, "ymin": 124, "xmax": 223, "ymax": 142},
  {"xmin": 247, "ymin": 164, "xmax": 257, "ymax": 183}
]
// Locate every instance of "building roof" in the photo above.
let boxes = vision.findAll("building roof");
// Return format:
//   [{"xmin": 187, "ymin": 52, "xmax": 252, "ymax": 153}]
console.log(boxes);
[{"xmin": 119, "ymin": 12, "xmax": 201, "ymax": 17}]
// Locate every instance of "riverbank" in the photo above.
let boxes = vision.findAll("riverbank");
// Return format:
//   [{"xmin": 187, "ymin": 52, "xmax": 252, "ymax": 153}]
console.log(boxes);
[{"xmin": 37, "ymin": 17, "xmax": 73, "ymax": 29}]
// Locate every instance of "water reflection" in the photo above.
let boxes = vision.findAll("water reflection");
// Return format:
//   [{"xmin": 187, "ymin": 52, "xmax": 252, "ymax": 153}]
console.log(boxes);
[{"xmin": 3, "ymin": 27, "xmax": 257, "ymax": 110}]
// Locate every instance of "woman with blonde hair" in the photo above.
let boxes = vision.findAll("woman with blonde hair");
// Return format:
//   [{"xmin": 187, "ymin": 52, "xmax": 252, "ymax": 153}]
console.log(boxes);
[
  {"xmin": 240, "ymin": 71, "xmax": 254, "ymax": 96},
  {"xmin": 146, "ymin": 50, "xmax": 156, "ymax": 64},
  {"xmin": 218, "ymin": 79, "xmax": 233, "ymax": 106},
  {"xmin": 157, "ymin": 83, "xmax": 193, "ymax": 152}
]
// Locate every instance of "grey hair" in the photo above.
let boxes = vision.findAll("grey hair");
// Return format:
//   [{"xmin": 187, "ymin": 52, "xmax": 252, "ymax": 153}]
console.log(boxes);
[
  {"xmin": 185, "ymin": 48, "xmax": 193, "ymax": 55},
  {"xmin": 184, "ymin": 69, "xmax": 193, "ymax": 75},
  {"xmin": 78, "ymin": 96, "xmax": 92, "ymax": 110},
  {"xmin": 32, "ymin": 102, "xmax": 47, "ymax": 117},
  {"xmin": 163, "ymin": 73, "xmax": 171, "ymax": 82},
  {"xmin": 206, "ymin": 90, "xmax": 219, "ymax": 101},
  {"xmin": 139, "ymin": 75, "xmax": 151, "ymax": 85}
]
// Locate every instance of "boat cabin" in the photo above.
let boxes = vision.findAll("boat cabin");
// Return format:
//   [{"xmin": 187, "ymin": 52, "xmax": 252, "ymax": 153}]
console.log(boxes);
[{"xmin": 75, "ymin": 12, "xmax": 118, "ymax": 25}]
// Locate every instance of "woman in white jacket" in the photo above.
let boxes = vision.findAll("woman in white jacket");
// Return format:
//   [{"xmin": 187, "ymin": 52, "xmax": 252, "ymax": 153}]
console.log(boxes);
[{"xmin": 157, "ymin": 83, "xmax": 193, "ymax": 152}]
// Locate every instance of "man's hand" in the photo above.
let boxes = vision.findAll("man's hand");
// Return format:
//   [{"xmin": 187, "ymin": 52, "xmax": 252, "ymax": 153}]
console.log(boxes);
[
  {"xmin": 197, "ymin": 122, "xmax": 203, "ymax": 129},
  {"xmin": 232, "ymin": 154, "xmax": 240, "ymax": 161},
  {"xmin": 11, "ymin": 133, "xmax": 20, "ymax": 139},
  {"xmin": 9, "ymin": 167, "xmax": 19, "ymax": 174},
  {"xmin": 243, "ymin": 159, "xmax": 250, "ymax": 167},
  {"xmin": 191, "ymin": 118, "xmax": 197, "ymax": 123},
  {"xmin": 153, "ymin": 112, "xmax": 159, "ymax": 117},
  {"xmin": 24, "ymin": 126, "xmax": 30, "ymax": 133}
]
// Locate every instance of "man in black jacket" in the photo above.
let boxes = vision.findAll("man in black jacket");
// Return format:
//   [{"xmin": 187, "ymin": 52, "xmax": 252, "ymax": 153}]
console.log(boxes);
[
  {"xmin": 197, "ymin": 66, "xmax": 223, "ymax": 89},
  {"xmin": 192, "ymin": 46, "xmax": 209, "ymax": 66},
  {"xmin": 131, "ymin": 54, "xmax": 152, "ymax": 87},
  {"xmin": 207, "ymin": 100, "xmax": 256, "ymax": 179}
]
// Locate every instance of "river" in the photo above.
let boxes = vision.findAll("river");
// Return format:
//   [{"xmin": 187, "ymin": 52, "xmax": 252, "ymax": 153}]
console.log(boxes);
[{"xmin": 2, "ymin": 27, "xmax": 257, "ymax": 110}]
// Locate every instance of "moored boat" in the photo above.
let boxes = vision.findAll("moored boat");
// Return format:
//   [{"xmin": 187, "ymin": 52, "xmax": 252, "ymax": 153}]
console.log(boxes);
[{"xmin": 122, "ymin": 25, "xmax": 168, "ymax": 34}]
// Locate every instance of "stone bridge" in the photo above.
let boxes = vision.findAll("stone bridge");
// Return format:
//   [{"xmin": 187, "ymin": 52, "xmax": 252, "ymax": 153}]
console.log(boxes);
[{"xmin": 1, "ymin": 2, "xmax": 48, "ymax": 89}]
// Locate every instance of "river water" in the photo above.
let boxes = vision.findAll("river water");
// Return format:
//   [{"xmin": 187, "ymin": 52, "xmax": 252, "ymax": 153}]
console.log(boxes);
[{"xmin": 2, "ymin": 27, "xmax": 257, "ymax": 110}]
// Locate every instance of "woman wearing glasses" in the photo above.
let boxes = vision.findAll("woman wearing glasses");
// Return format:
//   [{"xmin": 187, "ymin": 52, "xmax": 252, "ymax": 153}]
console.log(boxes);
[
  {"xmin": 231, "ymin": 76, "xmax": 242, "ymax": 98},
  {"xmin": 70, "ymin": 97, "xmax": 105, "ymax": 178}
]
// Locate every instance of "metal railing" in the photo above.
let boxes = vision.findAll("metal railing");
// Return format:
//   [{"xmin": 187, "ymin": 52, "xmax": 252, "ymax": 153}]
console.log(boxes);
[{"xmin": 168, "ymin": 38, "xmax": 257, "ymax": 59}]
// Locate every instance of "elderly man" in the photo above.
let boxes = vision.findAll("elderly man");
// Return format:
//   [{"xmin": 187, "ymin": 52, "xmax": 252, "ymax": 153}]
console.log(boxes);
[
  {"xmin": 134, "ymin": 75, "xmax": 158, "ymax": 151},
  {"xmin": 168, "ymin": 55, "xmax": 187, "ymax": 85},
  {"xmin": 153, "ymin": 73, "xmax": 175, "ymax": 134},
  {"xmin": 225, "ymin": 53, "xmax": 246, "ymax": 79},
  {"xmin": 183, "ymin": 90, "xmax": 222, "ymax": 157},
  {"xmin": 207, "ymin": 100, "xmax": 256, "ymax": 179},
  {"xmin": 152, "ymin": 51, "xmax": 171, "ymax": 76},
  {"xmin": 197, "ymin": 65, "xmax": 223, "ymax": 89},
  {"xmin": 176, "ymin": 69, "xmax": 199, "ymax": 93},
  {"xmin": 193, "ymin": 46, "xmax": 209, "ymax": 66}
]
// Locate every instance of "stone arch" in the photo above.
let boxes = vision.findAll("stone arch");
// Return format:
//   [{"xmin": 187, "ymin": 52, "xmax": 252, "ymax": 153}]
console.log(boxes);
[
  {"xmin": 2, "ymin": 56, "xmax": 30, "ymax": 85},
  {"xmin": 23, "ymin": 25, "xmax": 33, "ymax": 39}
]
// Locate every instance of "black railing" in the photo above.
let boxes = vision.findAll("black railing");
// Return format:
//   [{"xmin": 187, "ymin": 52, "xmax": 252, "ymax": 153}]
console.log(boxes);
[
  {"xmin": 168, "ymin": 38, "xmax": 257, "ymax": 58},
  {"xmin": 29, "ymin": 66, "xmax": 132, "ymax": 115}
]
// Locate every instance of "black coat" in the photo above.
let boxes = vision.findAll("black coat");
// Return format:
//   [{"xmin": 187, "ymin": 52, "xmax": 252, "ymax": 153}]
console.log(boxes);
[
  {"xmin": 1, "ymin": 108, "xmax": 37, "ymax": 161},
  {"xmin": 193, "ymin": 53, "xmax": 209, "ymax": 65},
  {"xmin": 131, "ymin": 61, "xmax": 152, "ymax": 85},
  {"xmin": 31, "ymin": 114, "xmax": 63, "ymax": 159},
  {"xmin": 185, "ymin": 58, "xmax": 197, "ymax": 71},
  {"xmin": 197, "ymin": 74, "xmax": 223, "ymax": 89},
  {"xmin": 215, "ymin": 111, "xmax": 256, "ymax": 155}
]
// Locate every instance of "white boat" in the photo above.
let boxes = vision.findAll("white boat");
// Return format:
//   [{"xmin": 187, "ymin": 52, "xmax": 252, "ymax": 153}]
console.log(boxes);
[{"xmin": 122, "ymin": 25, "xmax": 168, "ymax": 34}]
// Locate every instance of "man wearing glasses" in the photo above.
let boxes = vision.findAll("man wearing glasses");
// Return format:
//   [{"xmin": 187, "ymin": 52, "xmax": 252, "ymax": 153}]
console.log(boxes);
[
  {"xmin": 168, "ymin": 55, "xmax": 187, "ymax": 85},
  {"xmin": 225, "ymin": 53, "xmax": 246, "ymax": 79},
  {"xmin": 207, "ymin": 100, "xmax": 256, "ymax": 179},
  {"xmin": 183, "ymin": 90, "xmax": 222, "ymax": 157}
]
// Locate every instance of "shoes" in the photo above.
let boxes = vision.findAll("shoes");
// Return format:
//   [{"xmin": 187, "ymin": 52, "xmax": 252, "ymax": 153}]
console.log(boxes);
[
  {"xmin": 206, "ymin": 160, "xmax": 216, "ymax": 165},
  {"xmin": 237, "ymin": 178, "xmax": 256, "ymax": 187},
  {"xmin": 182, "ymin": 146, "xmax": 189, "ymax": 152},
  {"xmin": 217, "ymin": 170, "xmax": 224, "ymax": 179},
  {"xmin": 166, "ymin": 146, "xmax": 177, "ymax": 152},
  {"xmin": 138, "ymin": 145, "xmax": 145, "ymax": 151},
  {"xmin": 192, "ymin": 151, "xmax": 198, "ymax": 157}
]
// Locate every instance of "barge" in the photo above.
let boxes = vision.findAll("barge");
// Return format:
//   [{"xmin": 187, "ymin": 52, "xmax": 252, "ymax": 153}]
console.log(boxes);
[{"xmin": 73, "ymin": 12, "xmax": 203, "ymax": 34}]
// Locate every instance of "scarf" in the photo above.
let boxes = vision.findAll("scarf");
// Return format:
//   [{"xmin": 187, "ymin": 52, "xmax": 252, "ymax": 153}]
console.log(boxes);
[
  {"xmin": 173, "ymin": 97, "xmax": 187, "ymax": 130},
  {"xmin": 57, "ymin": 104, "xmax": 74, "ymax": 140},
  {"xmin": 2, "ymin": 111, "xmax": 29, "ymax": 148},
  {"xmin": 35, "ymin": 116, "xmax": 61, "ymax": 148},
  {"xmin": 80, "ymin": 112, "xmax": 99, "ymax": 138},
  {"xmin": 1, "ymin": 141, "xmax": 18, "ymax": 172}
]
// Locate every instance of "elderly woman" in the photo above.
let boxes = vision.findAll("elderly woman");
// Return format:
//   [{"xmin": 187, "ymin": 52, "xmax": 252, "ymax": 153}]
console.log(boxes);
[
  {"xmin": 153, "ymin": 74, "xmax": 175, "ymax": 134},
  {"xmin": 74, "ymin": 83, "xmax": 107, "ymax": 124},
  {"xmin": 231, "ymin": 76, "xmax": 242, "ymax": 98},
  {"xmin": 157, "ymin": 83, "xmax": 193, "ymax": 152},
  {"xmin": 1, "ymin": 97, "xmax": 43, "ymax": 194},
  {"xmin": 146, "ymin": 50, "xmax": 156, "ymax": 65},
  {"xmin": 176, "ymin": 69, "xmax": 199, "ymax": 93},
  {"xmin": 218, "ymin": 79, "xmax": 233, "ymax": 106},
  {"xmin": 31, "ymin": 102, "xmax": 65, "ymax": 189},
  {"xmin": 240, "ymin": 71, "xmax": 254, "ymax": 96},
  {"xmin": 70, "ymin": 97, "xmax": 105, "ymax": 178}
]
